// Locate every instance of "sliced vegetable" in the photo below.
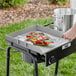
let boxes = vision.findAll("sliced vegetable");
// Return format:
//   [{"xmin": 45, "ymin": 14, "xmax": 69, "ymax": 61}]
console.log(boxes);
[
  {"xmin": 26, "ymin": 31, "xmax": 52, "ymax": 46},
  {"xmin": 26, "ymin": 35, "xmax": 32, "ymax": 37}
]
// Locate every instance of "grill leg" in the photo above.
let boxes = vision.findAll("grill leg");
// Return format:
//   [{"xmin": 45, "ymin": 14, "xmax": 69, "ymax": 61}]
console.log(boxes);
[
  {"xmin": 6, "ymin": 46, "xmax": 11, "ymax": 76},
  {"xmin": 33, "ymin": 60, "xmax": 38, "ymax": 76},
  {"xmin": 25, "ymin": 49, "xmax": 38, "ymax": 76},
  {"xmin": 54, "ymin": 61, "xmax": 59, "ymax": 76}
]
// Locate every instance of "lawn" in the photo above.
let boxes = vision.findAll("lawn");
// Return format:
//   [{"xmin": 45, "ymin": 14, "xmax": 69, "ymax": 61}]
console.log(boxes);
[{"xmin": 0, "ymin": 18, "xmax": 76, "ymax": 76}]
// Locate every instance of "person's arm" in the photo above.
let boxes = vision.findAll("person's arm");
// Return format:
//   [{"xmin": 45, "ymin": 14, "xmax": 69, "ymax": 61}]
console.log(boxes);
[{"xmin": 62, "ymin": 23, "xmax": 76, "ymax": 39}]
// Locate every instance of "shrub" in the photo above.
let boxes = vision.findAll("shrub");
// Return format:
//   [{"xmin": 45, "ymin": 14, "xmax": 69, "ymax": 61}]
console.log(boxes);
[
  {"xmin": 9, "ymin": 0, "xmax": 28, "ymax": 6},
  {"xmin": 56, "ymin": 0, "xmax": 67, "ymax": 5},
  {"xmin": 0, "ymin": 0, "xmax": 28, "ymax": 8},
  {"xmin": 48, "ymin": 0, "xmax": 67, "ymax": 5}
]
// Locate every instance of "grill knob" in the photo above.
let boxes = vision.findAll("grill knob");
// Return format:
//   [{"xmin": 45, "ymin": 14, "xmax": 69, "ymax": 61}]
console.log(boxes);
[{"xmin": 49, "ymin": 56, "xmax": 56, "ymax": 64}]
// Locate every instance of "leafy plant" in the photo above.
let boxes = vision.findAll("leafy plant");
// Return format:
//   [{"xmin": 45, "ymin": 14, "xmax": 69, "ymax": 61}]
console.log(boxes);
[
  {"xmin": 48, "ymin": 0, "xmax": 67, "ymax": 5},
  {"xmin": 56, "ymin": 0, "xmax": 67, "ymax": 5},
  {"xmin": 9, "ymin": 0, "xmax": 28, "ymax": 6},
  {"xmin": 0, "ymin": 0, "xmax": 28, "ymax": 8},
  {"xmin": 3, "ymin": 2, "xmax": 10, "ymax": 8}
]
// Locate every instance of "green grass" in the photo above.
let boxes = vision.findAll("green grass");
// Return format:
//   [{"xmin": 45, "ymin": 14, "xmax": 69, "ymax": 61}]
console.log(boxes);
[{"xmin": 0, "ymin": 18, "xmax": 76, "ymax": 76}]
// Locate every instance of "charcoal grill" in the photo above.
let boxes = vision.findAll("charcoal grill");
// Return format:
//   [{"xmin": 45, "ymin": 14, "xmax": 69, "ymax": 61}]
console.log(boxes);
[{"xmin": 6, "ymin": 25, "xmax": 76, "ymax": 76}]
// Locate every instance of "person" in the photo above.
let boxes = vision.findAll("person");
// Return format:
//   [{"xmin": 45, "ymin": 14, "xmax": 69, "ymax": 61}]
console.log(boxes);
[
  {"xmin": 62, "ymin": 23, "xmax": 76, "ymax": 40},
  {"xmin": 62, "ymin": 0, "xmax": 76, "ymax": 40}
]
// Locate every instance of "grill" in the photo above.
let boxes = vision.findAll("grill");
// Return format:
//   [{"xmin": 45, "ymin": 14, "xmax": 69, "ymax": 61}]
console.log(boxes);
[{"xmin": 6, "ymin": 25, "xmax": 76, "ymax": 76}]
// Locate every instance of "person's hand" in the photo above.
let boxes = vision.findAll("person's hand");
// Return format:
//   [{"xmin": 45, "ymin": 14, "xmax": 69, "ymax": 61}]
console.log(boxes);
[{"xmin": 62, "ymin": 29, "xmax": 76, "ymax": 40}]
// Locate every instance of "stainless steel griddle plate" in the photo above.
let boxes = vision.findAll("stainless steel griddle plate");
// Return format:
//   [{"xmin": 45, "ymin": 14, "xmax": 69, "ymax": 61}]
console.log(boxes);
[{"xmin": 6, "ymin": 25, "xmax": 71, "ymax": 55}]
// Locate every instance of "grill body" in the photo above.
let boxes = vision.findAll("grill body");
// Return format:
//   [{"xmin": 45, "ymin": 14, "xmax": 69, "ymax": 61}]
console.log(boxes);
[{"xmin": 5, "ymin": 25, "xmax": 76, "ymax": 76}]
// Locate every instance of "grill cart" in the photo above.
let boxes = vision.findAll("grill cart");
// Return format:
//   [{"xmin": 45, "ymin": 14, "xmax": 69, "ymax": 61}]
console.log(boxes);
[{"xmin": 6, "ymin": 25, "xmax": 76, "ymax": 76}]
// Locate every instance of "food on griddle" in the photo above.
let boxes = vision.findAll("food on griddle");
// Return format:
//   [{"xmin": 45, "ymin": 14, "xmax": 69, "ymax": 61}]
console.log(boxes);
[{"xmin": 25, "ymin": 31, "xmax": 53, "ymax": 46}]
